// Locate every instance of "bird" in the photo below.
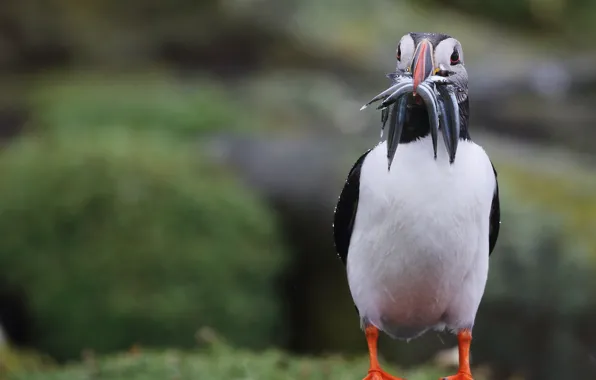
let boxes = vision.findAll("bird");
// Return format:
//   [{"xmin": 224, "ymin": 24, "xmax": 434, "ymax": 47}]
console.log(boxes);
[{"xmin": 333, "ymin": 32, "xmax": 501, "ymax": 380}]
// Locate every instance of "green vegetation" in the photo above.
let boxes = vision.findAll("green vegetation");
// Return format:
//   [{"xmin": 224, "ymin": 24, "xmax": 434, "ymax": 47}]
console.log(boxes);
[
  {"xmin": 497, "ymin": 162, "xmax": 596, "ymax": 258},
  {"xmin": 0, "ymin": 346, "xmax": 54, "ymax": 376},
  {"xmin": 26, "ymin": 71, "xmax": 250, "ymax": 137},
  {"xmin": 418, "ymin": 0, "xmax": 596, "ymax": 40},
  {"xmin": 0, "ymin": 128, "xmax": 289, "ymax": 360},
  {"xmin": 4, "ymin": 337, "xmax": 460, "ymax": 380}
]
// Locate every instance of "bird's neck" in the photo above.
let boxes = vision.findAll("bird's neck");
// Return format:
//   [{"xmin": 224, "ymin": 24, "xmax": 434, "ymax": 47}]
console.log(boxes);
[{"xmin": 399, "ymin": 98, "xmax": 471, "ymax": 144}]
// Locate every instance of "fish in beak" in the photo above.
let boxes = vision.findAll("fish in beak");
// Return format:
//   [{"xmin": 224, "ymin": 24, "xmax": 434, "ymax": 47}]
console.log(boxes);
[{"xmin": 360, "ymin": 39, "xmax": 461, "ymax": 169}]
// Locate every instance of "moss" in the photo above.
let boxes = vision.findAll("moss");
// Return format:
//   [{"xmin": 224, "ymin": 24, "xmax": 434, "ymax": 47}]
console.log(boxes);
[
  {"xmin": 0, "ymin": 129, "xmax": 289, "ymax": 360},
  {"xmin": 25, "ymin": 71, "xmax": 254, "ymax": 137},
  {"xmin": 5, "ymin": 337, "xmax": 464, "ymax": 380}
]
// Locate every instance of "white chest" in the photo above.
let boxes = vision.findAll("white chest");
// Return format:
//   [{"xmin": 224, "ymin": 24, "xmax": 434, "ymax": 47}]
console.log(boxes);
[{"xmin": 346, "ymin": 137, "xmax": 495, "ymax": 331}]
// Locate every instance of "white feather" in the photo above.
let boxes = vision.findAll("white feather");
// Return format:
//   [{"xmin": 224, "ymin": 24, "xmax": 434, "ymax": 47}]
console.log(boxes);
[{"xmin": 346, "ymin": 136, "xmax": 495, "ymax": 339}]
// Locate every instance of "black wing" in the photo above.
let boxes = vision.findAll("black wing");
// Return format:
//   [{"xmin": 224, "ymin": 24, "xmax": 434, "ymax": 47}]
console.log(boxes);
[
  {"xmin": 489, "ymin": 162, "xmax": 501, "ymax": 255},
  {"xmin": 333, "ymin": 150, "xmax": 371, "ymax": 265}
]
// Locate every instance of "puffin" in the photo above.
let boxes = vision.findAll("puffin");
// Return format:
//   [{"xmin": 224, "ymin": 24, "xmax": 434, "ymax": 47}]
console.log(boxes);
[{"xmin": 333, "ymin": 32, "xmax": 501, "ymax": 380}]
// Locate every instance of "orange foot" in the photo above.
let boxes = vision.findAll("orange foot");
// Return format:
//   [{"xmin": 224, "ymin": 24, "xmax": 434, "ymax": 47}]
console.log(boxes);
[
  {"xmin": 364, "ymin": 369, "xmax": 406, "ymax": 380},
  {"xmin": 362, "ymin": 326, "xmax": 406, "ymax": 380},
  {"xmin": 439, "ymin": 329, "xmax": 474, "ymax": 380}
]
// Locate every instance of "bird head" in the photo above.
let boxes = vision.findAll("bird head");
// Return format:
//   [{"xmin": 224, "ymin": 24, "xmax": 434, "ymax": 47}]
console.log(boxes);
[
  {"xmin": 362, "ymin": 32, "xmax": 470, "ymax": 169},
  {"xmin": 396, "ymin": 32, "xmax": 468, "ymax": 103}
]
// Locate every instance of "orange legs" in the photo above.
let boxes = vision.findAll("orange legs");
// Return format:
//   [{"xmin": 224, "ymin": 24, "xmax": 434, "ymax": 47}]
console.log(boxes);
[
  {"xmin": 362, "ymin": 325, "xmax": 405, "ymax": 380},
  {"xmin": 440, "ymin": 329, "xmax": 474, "ymax": 380}
]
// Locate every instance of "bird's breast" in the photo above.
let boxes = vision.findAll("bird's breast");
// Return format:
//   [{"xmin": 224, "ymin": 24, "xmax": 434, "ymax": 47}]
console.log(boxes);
[{"xmin": 346, "ymin": 137, "xmax": 495, "ymax": 328}]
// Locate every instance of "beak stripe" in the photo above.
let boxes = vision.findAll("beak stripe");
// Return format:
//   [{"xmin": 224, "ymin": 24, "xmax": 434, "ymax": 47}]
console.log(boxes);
[
  {"xmin": 411, "ymin": 40, "xmax": 434, "ymax": 95},
  {"xmin": 413, "ymin": 43, "xmax": 428, "ymax": 91}
]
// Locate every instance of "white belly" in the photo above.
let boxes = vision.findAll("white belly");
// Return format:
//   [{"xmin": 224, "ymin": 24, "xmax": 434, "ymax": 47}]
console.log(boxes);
[{"xmin": 346, "ymin": 137, "xmax": 495, "ymax": 338}]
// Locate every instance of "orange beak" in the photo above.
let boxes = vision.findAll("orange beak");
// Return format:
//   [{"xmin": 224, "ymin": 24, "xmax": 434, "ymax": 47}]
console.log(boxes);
[{"xmin": 411, "ymin": 39, "xmax": 434, "ymax": 95}]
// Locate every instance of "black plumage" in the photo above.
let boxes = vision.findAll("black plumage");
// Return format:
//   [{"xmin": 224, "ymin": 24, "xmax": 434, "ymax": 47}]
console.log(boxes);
[
  {"xmin": 333, "ymin": 149, "xmax": 371, "ymax": 265},
  {"xmin": 488, "ymin": 163, "xmax": 501, "ymax": 255}
]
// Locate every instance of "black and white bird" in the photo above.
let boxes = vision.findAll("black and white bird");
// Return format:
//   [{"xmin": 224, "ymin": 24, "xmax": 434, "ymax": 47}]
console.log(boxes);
[{"xmin": 333, "ymin": 32, "xmax": 501, "ymax": 380}]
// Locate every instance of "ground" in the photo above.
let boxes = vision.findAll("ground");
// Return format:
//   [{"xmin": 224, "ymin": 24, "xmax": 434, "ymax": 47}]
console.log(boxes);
[{"xmin": 2, "ymin": 338, "xmax": 479, "ymax": 380}]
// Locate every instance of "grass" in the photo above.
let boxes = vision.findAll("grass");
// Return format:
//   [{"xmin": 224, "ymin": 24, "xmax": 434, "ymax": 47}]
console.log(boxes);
[
  {"xmin": 6, "ymin": 350, "xmax": 444, "ymax": 380},
  {"xmin": 2, "ymin": 333, "xmax": 463, "ymax": 380},
  {"xmin": 23, "ymin": 70, "xmax": 255, "ymax": 138}
]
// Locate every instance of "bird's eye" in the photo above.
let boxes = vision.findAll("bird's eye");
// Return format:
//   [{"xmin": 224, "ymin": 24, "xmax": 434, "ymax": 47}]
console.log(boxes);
[
  {"xmin": 396, "ymin": 45, "xmax": 401, "ymax": 61},
  {"xmin": 450, "ymin": 49, "xmax": 460, "ymax": 65}
]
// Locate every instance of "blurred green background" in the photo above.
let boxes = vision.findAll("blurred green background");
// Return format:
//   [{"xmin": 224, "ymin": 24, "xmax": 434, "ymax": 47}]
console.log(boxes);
[{"xmin": 0, "ymin": 0, "xmax": 596, "ymax": 379}]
